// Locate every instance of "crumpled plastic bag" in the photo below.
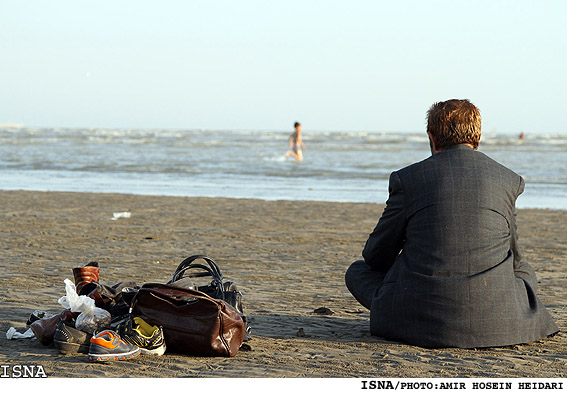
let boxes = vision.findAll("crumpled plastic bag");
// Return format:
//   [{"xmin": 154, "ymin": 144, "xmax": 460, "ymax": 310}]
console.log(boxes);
[
  {"xmin": 58, "ymin": 278, "xmax": 111, "ymax": 333},
  {"xmin": 111, "ymin": 212, "xmax": 131, "ymax": 220},
  {"xmin": 6, "ymin": 327, "xmax": 35, "ymax": 340}
]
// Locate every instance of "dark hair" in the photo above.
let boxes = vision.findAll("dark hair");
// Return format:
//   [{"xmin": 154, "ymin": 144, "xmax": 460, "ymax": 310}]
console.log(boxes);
[
  {"xmin": 427, "ymin": 99, "xmax": 481, "ymax": 150},
  {"xmin": 294, "ymin": 122, "xmax": 301, "ymax": 128}
]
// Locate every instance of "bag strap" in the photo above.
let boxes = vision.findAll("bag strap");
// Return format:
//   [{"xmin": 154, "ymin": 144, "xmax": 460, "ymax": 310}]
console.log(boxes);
[
  {"xmin": 169, "ymin": 255, "xmax": 223, "ymax": 284},
  {"xmin": 167, "ymin": 256, "xmax": 225, "ymax": 300},
  {"xmin": 169, "ymin": 264, "xmax": 222, "ymax": 289}
]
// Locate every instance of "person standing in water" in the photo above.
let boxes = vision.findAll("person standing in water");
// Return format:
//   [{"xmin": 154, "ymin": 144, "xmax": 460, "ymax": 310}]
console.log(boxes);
[{"xmin": 285, "ymin": 122, "xmax": 306, "ymax": 161}]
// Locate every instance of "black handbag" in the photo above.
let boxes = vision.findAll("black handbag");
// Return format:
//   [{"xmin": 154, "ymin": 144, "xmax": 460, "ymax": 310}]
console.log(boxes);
[{"xmin": 167, "ymin": 254, "xmax": 251, "ymax": 339}]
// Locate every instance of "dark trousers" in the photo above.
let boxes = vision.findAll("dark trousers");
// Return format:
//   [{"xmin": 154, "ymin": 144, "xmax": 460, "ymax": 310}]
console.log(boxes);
[{"xmin": 344, "ymin": 260, "xmax": 386, "ymax": 310}]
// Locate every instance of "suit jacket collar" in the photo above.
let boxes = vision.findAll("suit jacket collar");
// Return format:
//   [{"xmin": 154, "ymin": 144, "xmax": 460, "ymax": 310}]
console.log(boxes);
[{"xmin": 440, "ymin": 144, "xmax": 474, "ymax": 153}]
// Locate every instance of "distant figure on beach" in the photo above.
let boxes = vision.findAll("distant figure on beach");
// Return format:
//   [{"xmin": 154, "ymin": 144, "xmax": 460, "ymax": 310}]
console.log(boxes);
[
  {"xmin": 345, "ymin": 99, "xmax": 558, "ymax": 348},
  {"xmin": 285, "ymin": 122, "xmax": 306, "ymax": 161},
  {"xmin": 519, "ymin": 132, "xmax": 526, "ymax": 140}
]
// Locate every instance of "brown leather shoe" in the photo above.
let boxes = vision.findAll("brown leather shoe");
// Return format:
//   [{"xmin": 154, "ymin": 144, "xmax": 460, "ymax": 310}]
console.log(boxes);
[
  {"xmin": 30, "ymin": 308, "xmax": 79, "ymax": 346},
  {"xmin": 72, "ymin": 262, "xmax": 99, "ymax": 293}
]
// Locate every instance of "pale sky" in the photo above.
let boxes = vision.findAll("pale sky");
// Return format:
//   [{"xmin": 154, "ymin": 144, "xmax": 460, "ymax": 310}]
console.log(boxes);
[{"xmin": 1, "ymin": 0, "xmax": 566, "ymax": 134}]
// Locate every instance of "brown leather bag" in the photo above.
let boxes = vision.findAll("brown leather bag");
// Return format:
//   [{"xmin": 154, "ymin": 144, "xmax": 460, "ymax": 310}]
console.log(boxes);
[{"xmin": 131, "ymin": 283, "xmax": 245, "ymax": 357}]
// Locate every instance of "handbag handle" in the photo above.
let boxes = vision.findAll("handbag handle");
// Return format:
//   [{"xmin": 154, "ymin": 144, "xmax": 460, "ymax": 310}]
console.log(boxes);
[
  {"xmin": 168, "ymin": 255, "xmax": 224, "ymax": 298},
  {"xmin": 172, "ymin": 255, "xmax": 223, "ymax": 281},
  {"xmin": 170, "ymin": 263, "xmax": 220, "ymax": 282}
]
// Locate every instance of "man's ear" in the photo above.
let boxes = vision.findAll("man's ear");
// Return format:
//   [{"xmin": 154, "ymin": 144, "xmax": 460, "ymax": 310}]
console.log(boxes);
[{"xmin": 427, "ymin": 131, "xmax": 438, "ymax": 154}]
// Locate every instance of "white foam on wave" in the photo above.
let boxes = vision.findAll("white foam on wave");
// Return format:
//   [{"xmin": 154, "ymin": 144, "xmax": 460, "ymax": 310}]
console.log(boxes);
[{"xmin": 1, "ymin": 127, "xmax": 565, "ymax": 209}]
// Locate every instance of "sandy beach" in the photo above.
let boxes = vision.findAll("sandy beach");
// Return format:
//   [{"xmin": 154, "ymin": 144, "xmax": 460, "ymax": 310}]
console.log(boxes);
[{"xmin": 0, "ymin": 190, "xmax": 565, "ymax": 378}]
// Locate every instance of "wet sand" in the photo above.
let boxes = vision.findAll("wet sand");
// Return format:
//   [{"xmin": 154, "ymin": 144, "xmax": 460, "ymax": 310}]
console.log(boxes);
[{"xmin": 0, "ymin": 190, "xmax": 565, "ymax": 378}]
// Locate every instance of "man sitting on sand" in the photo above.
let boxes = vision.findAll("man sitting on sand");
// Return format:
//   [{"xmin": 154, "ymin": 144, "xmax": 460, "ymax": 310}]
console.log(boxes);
[{"xmin": 345, "ymin": 99, "xmax": 559, "ymax": 348}]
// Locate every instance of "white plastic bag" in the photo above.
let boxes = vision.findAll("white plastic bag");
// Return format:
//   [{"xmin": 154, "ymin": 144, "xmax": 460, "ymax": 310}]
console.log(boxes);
[
  {"xmin": 111, "ymin": 212, "xmax": 131, "ymax": 220},
  {"xmin": 58, "ymin": 279, "xmax": 111, "ymax": 333},
  {"xmin": 6, "ymin": 327, "xmax": 35, "ymax": 340}
]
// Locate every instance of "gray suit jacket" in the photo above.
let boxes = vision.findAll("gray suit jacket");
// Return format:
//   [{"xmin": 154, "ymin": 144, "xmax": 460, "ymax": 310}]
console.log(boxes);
[{"xmin": 363, "ymin": 144, "xmax": 558, "ymax": 348}]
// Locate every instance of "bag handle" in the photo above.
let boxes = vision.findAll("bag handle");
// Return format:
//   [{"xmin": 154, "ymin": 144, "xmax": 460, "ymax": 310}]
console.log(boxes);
[
  {"xmin": 169, "ymin": 264, "xmax": 221, "ymax": 284},
  {"xmin": 169, "ymin": 255, "xmax": 223, "ymax": 284}
]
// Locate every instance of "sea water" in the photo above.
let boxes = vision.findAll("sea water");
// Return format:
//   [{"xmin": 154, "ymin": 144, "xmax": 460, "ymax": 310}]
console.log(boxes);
[{"xmin": 0, "ymin": 127, "xmax": 565, "ymax": 210}]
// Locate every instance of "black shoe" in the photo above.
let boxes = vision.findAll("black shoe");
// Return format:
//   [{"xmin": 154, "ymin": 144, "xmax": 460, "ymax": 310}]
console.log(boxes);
[
  {"xmin": 116, "ymin": 316, "xmax": 166, "ymax": 356},
  {"xmin": 26, "ymin": 310, "xmax": 55, "ymax": 327},
  {"xmin": 53, "ymin": 318, "xmax": 93, "ymax": 354}
]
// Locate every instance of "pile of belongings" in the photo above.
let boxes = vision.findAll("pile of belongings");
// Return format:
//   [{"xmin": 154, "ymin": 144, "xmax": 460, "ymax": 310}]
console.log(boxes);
[{"xmin": 11, "ymin": 258, "xmax": 250, "ymax": 362}]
